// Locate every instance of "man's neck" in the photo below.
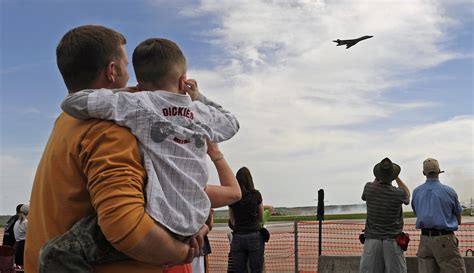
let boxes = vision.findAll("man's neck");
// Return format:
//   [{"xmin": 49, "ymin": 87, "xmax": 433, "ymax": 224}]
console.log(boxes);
[{"xmin": 426, "ymin": 176, "xmax": 439, "ymax": 181}]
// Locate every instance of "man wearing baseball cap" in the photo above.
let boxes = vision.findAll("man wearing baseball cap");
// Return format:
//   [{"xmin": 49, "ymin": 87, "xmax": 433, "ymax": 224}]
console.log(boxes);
[
  {"xmin": 411, "ymin": 158, "xmax": 466, "ymax": 273},
  {"xmin": 359, "ymin": 157, "xmax": 410, "ymax": 273}
]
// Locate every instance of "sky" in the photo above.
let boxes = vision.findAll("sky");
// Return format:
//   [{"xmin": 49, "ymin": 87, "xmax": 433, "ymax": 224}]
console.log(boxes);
[{"xmin": 0, "ymin": 0, "xmax": 473, "ymax": 215}]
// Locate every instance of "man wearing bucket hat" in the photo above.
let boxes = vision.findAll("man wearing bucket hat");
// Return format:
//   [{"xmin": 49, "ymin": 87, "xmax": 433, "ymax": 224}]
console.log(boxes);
[
  {"xmin": 411, "ymin": 158, "xmax": 466, "ymax": 273},
  {"xmin": 359, "ymin": 157, "xmax": 410, "ymax": 273}
]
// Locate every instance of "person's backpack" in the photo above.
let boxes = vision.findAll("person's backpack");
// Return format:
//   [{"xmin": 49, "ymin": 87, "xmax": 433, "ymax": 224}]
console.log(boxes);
[{"xmin": 2, "ymin": 215, "xmax": 18, "ymax": 247}]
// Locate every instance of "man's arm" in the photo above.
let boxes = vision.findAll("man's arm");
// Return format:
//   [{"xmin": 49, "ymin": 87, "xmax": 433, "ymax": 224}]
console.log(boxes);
[
  {"xmin": 204, "ymin": 142, "xmax": 241, "ymax": 208},
  {"xmin": 361, "ymin": 182, "xmax": 371, "ymax": 201},
  {"xmin": 395, "ymin": 177, "xmax": 410, "ymax": 204},
  {"xmin": 125, "ymin": 224, "xmax": 208, "ymax": 266},
  {"xmin": 80, "ymin": 123, "xmax": 203, "ymax": 265},
  {"xmin": 451, "ymin": 189, "xmax": 463, "ymax": 225}
]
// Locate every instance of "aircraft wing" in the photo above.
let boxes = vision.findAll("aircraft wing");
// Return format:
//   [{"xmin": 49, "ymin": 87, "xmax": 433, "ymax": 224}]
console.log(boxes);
[
  {"xmin": 334, "ymin": 36, "xmax": 373, "ymax": 49},
  {"xmin": 345, "ymin": 41, "xmax": 357, "ymax": 49}
]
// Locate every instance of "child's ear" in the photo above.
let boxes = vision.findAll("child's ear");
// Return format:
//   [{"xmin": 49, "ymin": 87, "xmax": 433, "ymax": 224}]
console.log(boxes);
[{"xmin": 178, "ymin": 74, "xmax": 187, "ymax": 91}]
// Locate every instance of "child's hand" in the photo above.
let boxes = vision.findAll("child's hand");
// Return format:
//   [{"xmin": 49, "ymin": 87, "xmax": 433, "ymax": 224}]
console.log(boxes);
[
  {"xmin": 207, "ymin": 140, "xmax": 224, "ymax": 162},
  {"xmin": 182, "ymin": 79, "xmax": 199, "ymax": 101}
]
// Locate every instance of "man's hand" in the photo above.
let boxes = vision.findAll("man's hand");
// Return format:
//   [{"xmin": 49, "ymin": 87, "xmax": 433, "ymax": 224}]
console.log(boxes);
[
  {"xmin": 182, "ymin": 79, "xmax": 199, "ymax": 101},
  {"xmin": 182, "ymin": 224, "xmax": 209, "ymax": 264},
  {"xmin": 395, "ymin": 177, "xmax": 411, "ymax": 200}
]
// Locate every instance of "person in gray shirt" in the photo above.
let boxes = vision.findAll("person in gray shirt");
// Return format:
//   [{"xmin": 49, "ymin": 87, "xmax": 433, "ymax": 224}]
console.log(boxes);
[{"xmin": 359, "ymin": 157, "xmax": 410, "ymax": 273}]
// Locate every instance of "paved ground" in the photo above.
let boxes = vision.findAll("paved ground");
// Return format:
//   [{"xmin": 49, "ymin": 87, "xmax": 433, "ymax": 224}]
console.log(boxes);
[
  {"xmin": 1, "ymin": 216, "xmax": 473, "ymax": 273},
  {"xmin": 213, "ymin": 215, "xmax": 474, "ymax": 233}
]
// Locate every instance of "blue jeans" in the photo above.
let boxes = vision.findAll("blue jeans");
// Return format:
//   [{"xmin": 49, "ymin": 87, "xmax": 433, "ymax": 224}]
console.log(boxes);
[{"xmin": 231, "ymin": 231, "xmax": 265, "ymax": 273}]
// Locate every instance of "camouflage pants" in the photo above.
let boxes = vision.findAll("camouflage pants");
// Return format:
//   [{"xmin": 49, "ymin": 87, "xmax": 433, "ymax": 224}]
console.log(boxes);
[{"xmin": 39, "ymin": 214, "xmax": 128, "ymax": 273}]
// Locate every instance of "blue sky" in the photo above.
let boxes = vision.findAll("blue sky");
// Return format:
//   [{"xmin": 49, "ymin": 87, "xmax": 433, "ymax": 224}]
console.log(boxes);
[{"xmin": 1, "ymin": 0, "xmax": 472, "ymax": 214}]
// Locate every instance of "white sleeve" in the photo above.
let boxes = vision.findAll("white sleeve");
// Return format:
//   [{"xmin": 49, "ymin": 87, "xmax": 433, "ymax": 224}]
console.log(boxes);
[
  {"xmin": 61, "ymin": 90, "xmax": 94, "ymax": 120},
  {"xmin": 86, "ymin": 90, "xmax": 160, "ymax": 133},
  {"xmin": 196, "ymin": 94, "xmax": 240, "ymax": 142}
]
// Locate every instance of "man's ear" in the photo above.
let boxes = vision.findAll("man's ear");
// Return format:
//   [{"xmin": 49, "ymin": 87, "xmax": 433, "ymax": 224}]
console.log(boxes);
[{"xmin": 106, "ymin": 61, "xmax": 117, "ymax": 83}]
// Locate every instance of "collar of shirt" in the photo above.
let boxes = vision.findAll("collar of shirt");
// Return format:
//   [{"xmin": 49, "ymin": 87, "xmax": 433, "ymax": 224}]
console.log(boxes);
[{"xmin": 425, "ymin": 179, "xmax": 440, "ymax": 183}]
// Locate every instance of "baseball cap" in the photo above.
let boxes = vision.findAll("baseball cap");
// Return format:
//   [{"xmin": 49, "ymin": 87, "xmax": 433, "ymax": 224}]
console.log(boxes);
[{"xmin": 423, "ymin": 158, "xmax": 444, "ymax": 174}]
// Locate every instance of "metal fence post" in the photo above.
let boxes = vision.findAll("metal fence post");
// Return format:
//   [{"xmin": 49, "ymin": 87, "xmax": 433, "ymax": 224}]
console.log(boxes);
[
  {"xmin": 294, "ymin": 221, "xmax": 298, "ymax": 273},
  {"xmin": 317, "ymin": 189, "xmax": 325, "ymax": 257}
]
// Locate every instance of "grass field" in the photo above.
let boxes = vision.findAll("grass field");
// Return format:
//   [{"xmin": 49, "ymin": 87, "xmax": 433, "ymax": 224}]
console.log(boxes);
[
  {"xmin": 214, "ymin": 209, "xmax": 472, "ymax": 224},
  {"xmin": 1, "ymin": 209, "xmax": 471, "ymax": 226}
]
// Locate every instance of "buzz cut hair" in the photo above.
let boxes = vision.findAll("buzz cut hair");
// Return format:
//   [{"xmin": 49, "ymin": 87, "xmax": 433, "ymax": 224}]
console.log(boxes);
[{"xmin": 132, "ymin": 38, "xmax": 187, "ymax": 89}]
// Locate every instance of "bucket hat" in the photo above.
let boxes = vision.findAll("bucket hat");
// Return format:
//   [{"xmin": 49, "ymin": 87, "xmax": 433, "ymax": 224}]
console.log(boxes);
[{"xmin": 373, "ymin": 157, "xmax": 401, "ymax": 183}]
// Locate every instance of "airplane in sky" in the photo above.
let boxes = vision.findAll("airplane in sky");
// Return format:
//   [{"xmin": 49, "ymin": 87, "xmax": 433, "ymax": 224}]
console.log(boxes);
[{"xmin": 333, "ymin": 35, "xmax": 373, "ymax": 49}]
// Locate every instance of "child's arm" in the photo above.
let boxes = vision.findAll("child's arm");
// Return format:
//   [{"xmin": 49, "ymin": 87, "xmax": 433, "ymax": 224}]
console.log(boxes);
[
  {"xmin": 204, "ymin": 142, "xmax": 241, "ymax": 208},
  {"xmin": 183, "ymin": 79, "xmax": 240, "ymax": 143},
  {"xmin": 61, "ymin": 88, "xmax": 125, "ymax": 120},
  {"xmin": 60, "ymin": 90, "xmax": 94, "ymax": 120},
  {"xmin": 61, "ymin": 88, "xmax": 146, "ymax": 132}
]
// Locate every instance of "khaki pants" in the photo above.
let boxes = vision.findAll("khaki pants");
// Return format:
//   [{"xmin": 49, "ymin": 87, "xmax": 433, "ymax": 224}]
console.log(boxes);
[{"xmin": 417, "ymin": 234, "xmax": 466, "ymax": 273}]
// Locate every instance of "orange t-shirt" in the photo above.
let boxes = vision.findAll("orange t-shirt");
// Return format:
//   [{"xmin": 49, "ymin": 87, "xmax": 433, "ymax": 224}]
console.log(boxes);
[{"xmin": 25, "ymin": 113, "xmax": 162, "ymax": 273}]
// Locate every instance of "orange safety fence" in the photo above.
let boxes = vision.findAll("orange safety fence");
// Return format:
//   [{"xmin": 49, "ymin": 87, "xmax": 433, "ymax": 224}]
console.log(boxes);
[
  {"xmin": 1, "ymin": 222, "xmax": 473, "ymax": 272},
  {"xmin": 207, "ymin": 221, "xmax": 474, "ymax": 273}
]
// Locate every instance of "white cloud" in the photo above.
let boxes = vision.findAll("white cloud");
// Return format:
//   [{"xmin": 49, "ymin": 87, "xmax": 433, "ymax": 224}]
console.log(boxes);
[
  {"xmin": 183, "ymin": 0, "xmax": 461, "ymax": 130},
  {"xmin": 0, "ymin": 153, "xmax": 37, "ymax": 214},
  {"xmin": 186, "ymin": 0, "xmax": 473, "ymax": 207},
  {"xmin": 207, "ymin": 116, "xmax": 473, "ymax": 208},
  {"xmin": 4, "ymin": 0, "xmax": 471, "ymax": 215}
]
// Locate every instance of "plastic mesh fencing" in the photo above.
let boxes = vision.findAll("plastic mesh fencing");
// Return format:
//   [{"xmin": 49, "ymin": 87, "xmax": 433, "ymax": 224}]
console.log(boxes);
[
  {"xmin": 1, "ymin": 222, "xmax": 472, "ymax": 272},
  {"xmin": 207, "ymin": 221, "xmax": 474, "ymax": 273}
]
